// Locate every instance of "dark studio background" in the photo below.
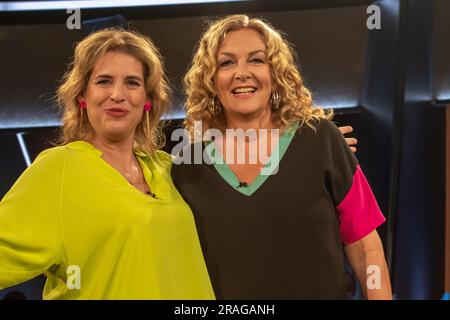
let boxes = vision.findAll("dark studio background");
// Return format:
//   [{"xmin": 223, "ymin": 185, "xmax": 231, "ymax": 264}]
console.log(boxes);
[{"xmin": 0, "ymin": 0, "xmax": 448, "ymax": 300}]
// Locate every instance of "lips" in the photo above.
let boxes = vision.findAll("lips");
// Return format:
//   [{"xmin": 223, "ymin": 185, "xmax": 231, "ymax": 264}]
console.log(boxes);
[
  {"xmin": 232, "ymin": 86, "xmax": 257, "ymax": 93},
  {"xmin": 105, "ymin": 107, "xmax": 129, "ymax": 117},
  {"xmin": 231, "ymin": 86, "xmax": 257, "ymax": 98}
]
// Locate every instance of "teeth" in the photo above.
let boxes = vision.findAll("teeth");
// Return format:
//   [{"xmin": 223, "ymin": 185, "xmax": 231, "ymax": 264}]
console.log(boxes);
[{"xmin": 233, "ymin": 87, "xmax": 256, "ymax": 93}]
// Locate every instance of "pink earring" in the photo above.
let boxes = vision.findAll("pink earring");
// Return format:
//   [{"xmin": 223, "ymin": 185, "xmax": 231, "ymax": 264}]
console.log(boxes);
[
  {"xmin": 144, "ymin": 101, "xmax": 152, "ymax": 112},
  {"xmin": 79, "ymin": 100, "xmax": 87, "ymax": 109}
]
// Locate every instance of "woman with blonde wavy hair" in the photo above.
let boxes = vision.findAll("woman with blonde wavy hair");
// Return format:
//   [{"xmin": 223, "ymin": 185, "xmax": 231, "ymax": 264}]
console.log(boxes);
[
  {"xmin": 0, "ymin": 28, "xmax": 214, "ymax": 300},
  {"xmin": 172, "ymin": 14, "xmax": 392, "ymax": 299}
]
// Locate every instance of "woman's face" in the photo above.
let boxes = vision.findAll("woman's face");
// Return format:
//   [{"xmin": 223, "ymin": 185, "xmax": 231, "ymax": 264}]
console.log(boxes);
[
  {"xmin": 214, "ymin": 28, "xmax": 273, "ymax": 120},
  {"xmin": 82, "ymin": 51, "xmax": 147, "ymax": 142}
]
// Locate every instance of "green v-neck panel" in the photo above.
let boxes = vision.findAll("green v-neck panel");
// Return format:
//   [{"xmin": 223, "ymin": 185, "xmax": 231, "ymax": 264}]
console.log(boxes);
[{"xmin": 207, "ymin": 122, "xmax": 299, "ymax": 196}]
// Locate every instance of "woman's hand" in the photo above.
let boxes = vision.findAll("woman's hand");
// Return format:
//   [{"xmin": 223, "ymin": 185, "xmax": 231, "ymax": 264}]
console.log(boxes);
[{"xmin": 338, "ymin": 126, "xmax": 358, "ymax": 153}]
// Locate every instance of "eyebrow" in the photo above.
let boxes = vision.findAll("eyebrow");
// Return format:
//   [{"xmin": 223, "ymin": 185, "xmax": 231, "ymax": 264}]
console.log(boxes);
[
  {"xmin": 94, "ymin": 74, "xmax": 144, "ymax": 82},
  {"xmin": 218, "ymin": 50, "xmax": 266, "ymax": 58}
]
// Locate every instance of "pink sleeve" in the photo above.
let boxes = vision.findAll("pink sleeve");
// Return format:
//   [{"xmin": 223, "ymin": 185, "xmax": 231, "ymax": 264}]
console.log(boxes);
[{"xmin": 336, "ymin": 165, "xmax": 386, "ymax": 245}]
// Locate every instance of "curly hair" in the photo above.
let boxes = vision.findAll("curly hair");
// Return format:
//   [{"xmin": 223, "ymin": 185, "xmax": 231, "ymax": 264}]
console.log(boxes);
[
  {"xmin": 56, "ymin": 28, "xmax": 171, "ymax": 155},
  {"xmin": 183, "ymin": 14, "xmax": 332, "ymax": 138}
]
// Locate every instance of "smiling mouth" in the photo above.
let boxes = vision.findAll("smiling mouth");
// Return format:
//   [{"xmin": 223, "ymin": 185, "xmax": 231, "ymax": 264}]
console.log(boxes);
[
  {"xmin": 232, "ymin": 87, "xmax": 257, "ymax": 94},
  {"xmin": 105, "ymin": 108, "xmax": 129, "ymax": 117},
  {"xmin": 231, "ymin": 87, "xmax": 258, "ymax": 99}
]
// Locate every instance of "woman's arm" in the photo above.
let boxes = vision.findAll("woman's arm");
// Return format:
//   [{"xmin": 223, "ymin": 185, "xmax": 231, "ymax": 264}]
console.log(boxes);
[
  {"xmin": 344, "ymin": 230, "xmax": 392, "ymax": 300},
  {"xmin": 0, "ymin": 148, "xmax": 63, "ymax": 290}
]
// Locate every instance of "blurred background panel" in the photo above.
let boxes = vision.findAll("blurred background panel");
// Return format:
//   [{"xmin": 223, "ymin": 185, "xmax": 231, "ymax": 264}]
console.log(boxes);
[
  {"xmin": 434, "ymin": 0, "xmax": 450, "ymax": 103},
  {"xmin": 0, "ymin": 2, "xmax": 369, "ymax": 130}
]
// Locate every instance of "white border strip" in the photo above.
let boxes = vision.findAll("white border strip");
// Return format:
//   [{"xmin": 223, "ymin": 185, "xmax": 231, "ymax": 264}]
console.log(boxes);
[{"xmin": 0, "ymin": 0, "xmax": 243, "ymax": 12}]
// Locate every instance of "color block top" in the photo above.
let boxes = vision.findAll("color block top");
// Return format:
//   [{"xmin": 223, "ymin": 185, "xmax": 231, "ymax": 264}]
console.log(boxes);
[{"xmin": 172, "ymin": 119, "xmax": 385, "ymax": 299}]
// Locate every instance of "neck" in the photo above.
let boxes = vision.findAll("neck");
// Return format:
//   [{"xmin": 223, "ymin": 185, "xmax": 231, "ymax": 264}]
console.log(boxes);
[
  {"xmin": 219, "ymin": 107, "xmax": 280, "ymax": 167},
  {"xmin": 87, "ymin": 134, "xmax": 135, "ymax": 168},
  {"xmin": 224, "ymin": 107, "xmax": 274, "ymax": 132}
]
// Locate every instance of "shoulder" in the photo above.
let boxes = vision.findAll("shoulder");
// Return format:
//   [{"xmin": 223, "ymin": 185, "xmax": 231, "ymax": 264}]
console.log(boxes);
[
  {"xmin": 33, "ymin": 145, "xmax": 67, "ymax": 166},
  {"xmin": 14, "ymin": 146, "xmax": 67, "ymax": 185},
  {"xmin": 297, "ymin": 118, "xmax": 341, "ymax": 138},
  {"xmin": 34, "ymin": 141, "xmax": 102, "ymax": 166},
  {"xmin": 294, "ymin": 119, "xmax": 346, "ymax": 148},
  {"xmin": 171, "ymin": 141, "xmax": 205, "ymax": 164},
  {"xmin": 316, "ymin": 118, "xmax": 341, "ymax": 133},
  {"xmin": 296, "ymin": 118, "xmax": 357, "ymax": 163}
]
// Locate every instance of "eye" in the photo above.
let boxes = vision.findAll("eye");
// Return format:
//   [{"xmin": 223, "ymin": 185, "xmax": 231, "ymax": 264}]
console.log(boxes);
[
  {"xmin": 127, "ymin": 80, "xmax": 141, "ymax": 87},
  {"xmin": 250, "ymin": 58, "xmax": 265, "ymax": 64},
  {"xmin": 96, "ymin": 79, "xmax": 110, "ymax": 85},
  {"xmin": 219, "ymin": 60, "xmax": 233, "ymax": 68}
]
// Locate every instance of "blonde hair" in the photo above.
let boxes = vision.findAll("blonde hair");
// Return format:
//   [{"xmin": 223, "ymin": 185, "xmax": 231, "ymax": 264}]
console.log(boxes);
[
  {"xmin": 183, "ymin": 14, "xmax": 332, "ymax": 137},
  {"xmin": 56, "ymin": 28, "xmax": 171, "ymax": 155}
]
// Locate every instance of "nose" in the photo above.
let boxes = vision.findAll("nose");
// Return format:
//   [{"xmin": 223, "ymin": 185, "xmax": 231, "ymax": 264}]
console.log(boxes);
[
  {"xmin": 109, "ymin": 82, "xmax": 126, "ymax": 102},
  {"xmin": 235, "ymin": 61, "xmax": 252, "ymax": 81}
]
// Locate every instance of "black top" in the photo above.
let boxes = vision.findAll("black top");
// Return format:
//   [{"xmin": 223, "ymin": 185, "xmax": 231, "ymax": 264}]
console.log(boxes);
[{"xmin": 171, "ymin": 119, "xmax": 384, "ymax": 299}]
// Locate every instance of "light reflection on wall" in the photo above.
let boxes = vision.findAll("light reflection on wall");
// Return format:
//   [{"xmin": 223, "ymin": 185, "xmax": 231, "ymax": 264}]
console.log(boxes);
[
  {"xmin": 0, "ymin": 102, "xmax": 359, "ymax": 129},
  {"xmin": 0, "ymin": 5, "xmax": 367, "ymax": 129},
  {"xmin": 436, "ymin": 92, "xmax": 450, "ymax": 102},
  {"xmin": 0, "ymin": 0, "xmax": 244, "ymax": 11}
]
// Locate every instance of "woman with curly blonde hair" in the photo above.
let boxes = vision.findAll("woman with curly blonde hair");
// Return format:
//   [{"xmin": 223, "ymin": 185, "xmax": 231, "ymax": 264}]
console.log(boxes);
[
  {"xmin": 0, "ymin": 28, "xmax": 214, "ymax": 300},
  {"xmin": 183, "ymin": 15, "xmax": 331, "ymax": 136},
  {"xmin": 172, "ymin": 14, "xmax": 391, "ymax": 299}
]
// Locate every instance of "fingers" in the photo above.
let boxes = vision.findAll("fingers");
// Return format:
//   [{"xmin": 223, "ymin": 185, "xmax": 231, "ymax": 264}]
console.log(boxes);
[
  {"xmin": 338, "ymin": 126, "xmax": 353, "ymax": 135},
  {"xmin": 345, "ymin": 137, "xmax": 358, "ymax": 153},
  {"xmin": 345, "ymin": 138, "xmax": 358, "ymax": 146},
  {"xmin": 340, "ymin": 126, "xmax": 358, "ymax": 153}
]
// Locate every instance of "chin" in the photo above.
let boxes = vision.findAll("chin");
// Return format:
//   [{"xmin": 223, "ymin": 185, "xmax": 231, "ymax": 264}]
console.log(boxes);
[
  {"xmin": 233, "ymin": 106, "xmax": 266, "ymax": 116},
  {"xmin": 103, "ymin": 123, "xmax": 134, "ymax": 138}
]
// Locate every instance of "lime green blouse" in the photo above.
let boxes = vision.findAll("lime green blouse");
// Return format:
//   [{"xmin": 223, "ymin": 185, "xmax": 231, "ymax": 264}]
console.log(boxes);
[{"xmin": 0, "ymin": 141, "xmax": 215, "ymax": 300}]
